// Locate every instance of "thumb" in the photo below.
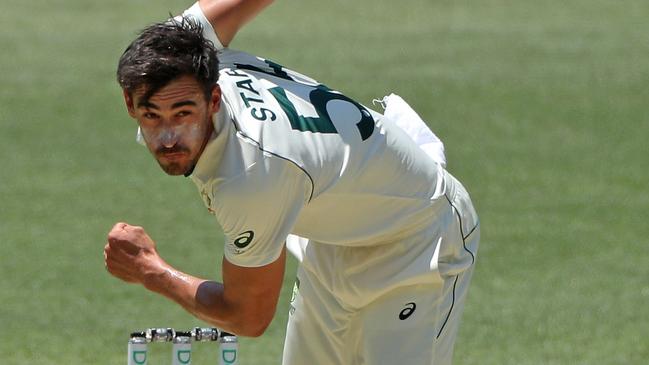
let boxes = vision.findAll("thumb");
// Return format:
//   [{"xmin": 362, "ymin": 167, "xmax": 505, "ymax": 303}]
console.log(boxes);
[{"xmin": 108, "ymin": 222, "xmax": 130, "ymax": 241}]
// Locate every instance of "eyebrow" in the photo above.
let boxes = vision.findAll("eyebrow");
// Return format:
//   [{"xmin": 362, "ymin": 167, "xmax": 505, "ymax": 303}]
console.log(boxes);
[
  {"xmin": 137, "ymin": 100, "xmax": 159, "ymax": 109},
  {"xmin": 171, "ymin": 100, "xmax": 198, "ymax": 108},
  {"xmin": 136, "ymin": 100, "xmax": 198, "ymax": 109}
]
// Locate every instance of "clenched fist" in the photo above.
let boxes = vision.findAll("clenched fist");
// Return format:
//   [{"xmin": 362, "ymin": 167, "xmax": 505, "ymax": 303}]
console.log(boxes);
[{"xmin": 104, "ymin": 222, "xmax": 167, "ymax": 285}]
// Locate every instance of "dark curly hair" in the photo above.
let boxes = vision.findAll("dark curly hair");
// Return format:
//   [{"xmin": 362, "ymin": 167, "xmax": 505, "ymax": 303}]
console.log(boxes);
[{"xmin": 117, "ymin": 17, "xmax": 219, "ymax": 103}]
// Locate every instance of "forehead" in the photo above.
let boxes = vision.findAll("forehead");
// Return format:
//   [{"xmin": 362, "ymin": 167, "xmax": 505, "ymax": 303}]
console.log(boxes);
[{"xmin": 134, "ymin": 75, "xmax": 204, "ymax": 106}]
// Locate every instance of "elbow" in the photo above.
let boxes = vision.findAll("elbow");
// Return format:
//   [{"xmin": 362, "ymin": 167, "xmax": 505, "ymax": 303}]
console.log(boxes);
[
  {"xmin": 202, "ymin": 304, "xmax": 274, "ymax": 338},
  {"xmin": 194, "ymin": 281, "xmax": 276, "ymax": 337},
  {"xmin": 238, "ymin": 319, "xmax": 271, "ymax": 338},
  {"xmin": 200, "ymin": 313, "xmax": 270, "ymax": 338},
  {"xmin": 231, "ymin": 311, "xmax": 273, "ymax": 337}
]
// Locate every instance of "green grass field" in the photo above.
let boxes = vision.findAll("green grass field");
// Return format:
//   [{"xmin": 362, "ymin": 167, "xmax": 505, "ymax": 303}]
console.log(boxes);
[{"xmin": 1, "ymin": 0, "xmax": 648, "ymax": 363}]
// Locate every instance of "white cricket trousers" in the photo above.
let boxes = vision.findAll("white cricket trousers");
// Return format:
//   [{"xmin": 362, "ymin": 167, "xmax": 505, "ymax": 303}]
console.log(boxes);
[{"xmin": 282, "ymin": 171, "xmax": 479, "ymax": 365}]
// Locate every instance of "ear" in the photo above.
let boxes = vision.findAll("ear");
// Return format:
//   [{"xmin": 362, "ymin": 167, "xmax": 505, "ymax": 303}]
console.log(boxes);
[
  {"xmin": 208, "ymin": 85, "xmax": 222, "ymax": 114},
  {"xmin": 122, "ymin": 89, "xmax": 137, "ymax": 118}
]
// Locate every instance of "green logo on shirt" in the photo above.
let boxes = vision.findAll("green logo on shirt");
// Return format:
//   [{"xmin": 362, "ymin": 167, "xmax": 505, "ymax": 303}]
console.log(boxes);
[{"xmin": 233, "ymin": 230, "xmax": 255, "ymax": 248}]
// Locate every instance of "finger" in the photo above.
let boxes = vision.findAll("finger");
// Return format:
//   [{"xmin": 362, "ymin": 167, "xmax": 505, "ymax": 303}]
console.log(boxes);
[
  {"xmin": 104, "ymin": 254, "xmax": 138, "ymax": 279},
  {"xmin": 123, "ymin": 225, "xmax": 147, "ymax": 241},
  {"xmin": 108, "ymin": 222, "xmax": 131, "ymax": 239},
  {"xmin": 105, "ymin": 258, "xmax": 132, "ymax": 275},
  {"xmin": 110, "ymin": 222, "xmax": 129, "ymax": 233},
  {"xmin": 104, "ymin": 244, "xmax": 126, "ymax": 278},
  {"xmin": 107, "ymin": 232, "xmax": 140, "ymax": 255},
  {"xmin": 115, "ymin": 241, "xmax": 141, "ymax": 256},
  {"xmin": 117, "ymin": 222, "xmax": 129, "ymax": 230},
  {"xmin": 107, "ymin": 229, "xmax": 126, "ymax": 245},
  {"xmin": 107, "ymin": 235, "xmax": 126, "ymax": 249},
  {"xmin": 105, "ymin": 244, "xmax": 134, "ymax": 262},
  {"xmin": 104, "ymin": 255, "xmax": 136, "ymax": 280}
]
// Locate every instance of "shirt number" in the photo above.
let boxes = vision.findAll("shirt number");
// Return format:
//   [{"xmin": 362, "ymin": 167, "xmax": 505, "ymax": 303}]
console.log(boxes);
[{"xmin": 235, "ymin": 60, "xmax": 375, "ymax": 141}]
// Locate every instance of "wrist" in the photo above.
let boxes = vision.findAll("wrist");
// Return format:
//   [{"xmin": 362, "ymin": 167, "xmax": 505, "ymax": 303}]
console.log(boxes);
[
  {"xmin": 141, "ymin": 259, "xmax": 172, "ymax": 292},
  {"xmin": 143, "ymin": 263, "xmax": 193, "ymax": 294}
]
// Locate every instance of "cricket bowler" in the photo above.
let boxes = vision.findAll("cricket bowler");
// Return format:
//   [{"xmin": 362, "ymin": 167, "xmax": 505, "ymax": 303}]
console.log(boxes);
[{"xmin": 104, "ymin": 1, "xmax": 480, "ymax": 363}]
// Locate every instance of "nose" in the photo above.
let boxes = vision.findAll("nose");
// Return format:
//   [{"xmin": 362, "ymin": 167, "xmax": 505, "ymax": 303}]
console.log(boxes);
[{"xmin": 160, "ymin": 128, "xmax": 179, "ymax": 148}]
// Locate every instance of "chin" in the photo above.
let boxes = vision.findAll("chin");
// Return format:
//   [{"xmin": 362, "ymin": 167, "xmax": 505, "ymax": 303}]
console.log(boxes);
[{"xmin": 159, "ymin": 161, "xmax": 191, "ymax": 176}]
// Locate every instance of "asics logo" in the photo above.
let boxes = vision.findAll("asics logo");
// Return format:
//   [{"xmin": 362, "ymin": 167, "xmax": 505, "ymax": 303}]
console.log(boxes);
[{"xmin": 399, "ymin": 302, "xmax": 417, "ymax": 320}]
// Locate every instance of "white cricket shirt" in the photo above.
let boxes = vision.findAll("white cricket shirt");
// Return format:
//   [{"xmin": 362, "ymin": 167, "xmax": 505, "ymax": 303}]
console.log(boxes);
[{"xmin": 184, "ymin": 4, "xmax": 449, "ymax": 268}]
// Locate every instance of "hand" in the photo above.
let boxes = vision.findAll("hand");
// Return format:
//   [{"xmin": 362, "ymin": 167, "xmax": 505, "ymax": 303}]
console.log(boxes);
[{"xmin": 104, "ymin": 222, "xmax": 166, "ymax": 285}]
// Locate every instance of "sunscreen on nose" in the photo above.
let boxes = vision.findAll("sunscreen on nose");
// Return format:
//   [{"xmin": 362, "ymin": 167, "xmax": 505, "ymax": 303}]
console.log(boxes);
[
  {"xmin": 141, "ymin": 124, "xmax": 185, "ymax": 148},
  {"xmin": 160, "ymin": 127, "xmax": 180, "ymax": 147},
  {"xmin": 139, "ymin": 118, "xmax": 209, "ymax": 152}
]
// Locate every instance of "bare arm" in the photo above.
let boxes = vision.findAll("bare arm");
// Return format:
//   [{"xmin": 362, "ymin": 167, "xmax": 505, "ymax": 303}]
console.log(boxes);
[
  {"xmin": 197, "ymin": 0, "xmax": 274, "ymax": 47},
  {"xmin": 104, "ymin": 222, "xmax": 285, "ymax": 337}
]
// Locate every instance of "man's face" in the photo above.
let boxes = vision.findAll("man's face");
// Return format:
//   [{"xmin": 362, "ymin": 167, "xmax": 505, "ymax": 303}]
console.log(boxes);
[{"xmin": 124, "ymin": 75, "xmax": 221, "ymax": 176}]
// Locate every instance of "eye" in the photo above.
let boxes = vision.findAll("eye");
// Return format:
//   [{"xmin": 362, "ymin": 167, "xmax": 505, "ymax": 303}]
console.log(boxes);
[
  {"xmin": 143, "ymin": 112, "xmax": 159, "ymax": 120},
  {"xmin": 177, "ymin": 110, "xmax": 192, "ymax": 117}
]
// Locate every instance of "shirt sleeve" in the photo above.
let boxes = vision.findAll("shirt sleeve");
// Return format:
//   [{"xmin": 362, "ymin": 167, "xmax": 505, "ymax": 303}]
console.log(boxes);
[
  {"xmin": 382, "ymin": 93, "xmax": 447, "ymax": 168},
  {"xmin": 181, "ymin": 2, "xmax": 225, "ymax": 50},
  {"xmin": 211, "ymin": 157, "xmax": 311, "ymax": 267}
]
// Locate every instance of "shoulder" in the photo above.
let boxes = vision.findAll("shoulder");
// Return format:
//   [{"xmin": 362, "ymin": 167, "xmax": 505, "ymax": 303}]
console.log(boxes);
[
  {"xmin": 181, "ymin": 2, "xmax": 224, "ymax": 49},
  {"xmin": 212, "ymin": 152, "xmax": 313, "ymax": 207}
]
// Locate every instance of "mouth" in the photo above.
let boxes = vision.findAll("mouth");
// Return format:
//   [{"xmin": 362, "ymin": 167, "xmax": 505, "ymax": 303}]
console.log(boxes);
[{"xmin": 159, "ymin": 151, "xmax": 188, "ymax": 161}]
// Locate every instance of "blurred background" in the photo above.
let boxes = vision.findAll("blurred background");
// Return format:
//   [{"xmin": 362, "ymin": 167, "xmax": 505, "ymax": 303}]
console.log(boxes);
[{"xmin": 1, "ymin": 0, "xmax": 647, "ymax": 363}]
